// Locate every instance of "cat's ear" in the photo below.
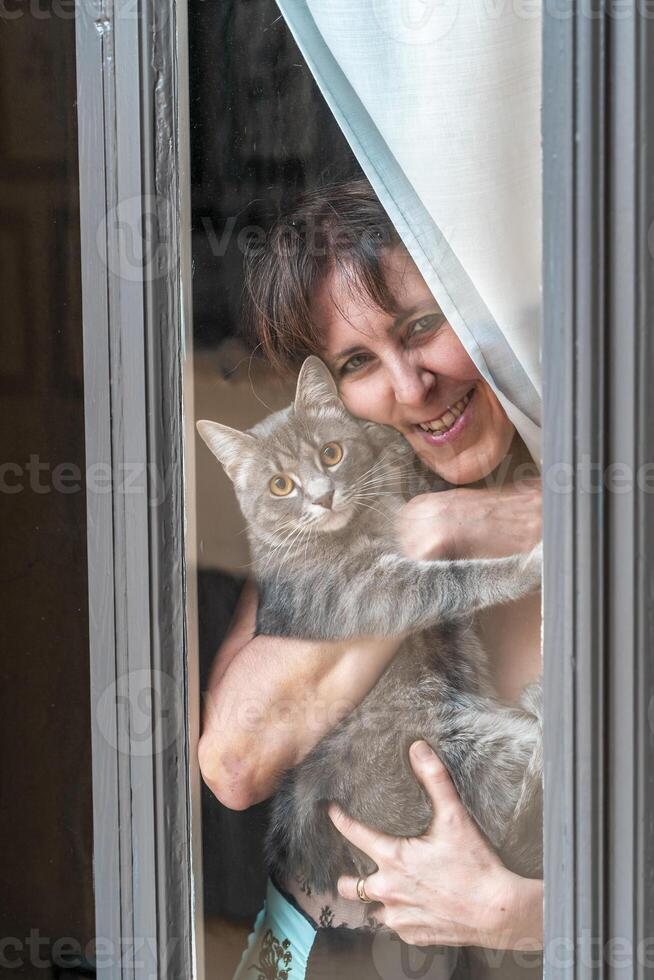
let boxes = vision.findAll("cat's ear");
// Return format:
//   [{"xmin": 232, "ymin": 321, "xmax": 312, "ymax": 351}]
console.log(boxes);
[
  {"xmin": 293, "ymin": 356, "xmax": 341, "ymax": 414},
  {"xmin": 196, "ymin": 420, "xmax": 257, "ymax": 481}
]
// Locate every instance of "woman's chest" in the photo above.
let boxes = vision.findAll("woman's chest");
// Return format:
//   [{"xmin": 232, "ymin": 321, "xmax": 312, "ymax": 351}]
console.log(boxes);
[{"xmin": 475, "ymin": 590, "xmax": 542, "ymax": 705}]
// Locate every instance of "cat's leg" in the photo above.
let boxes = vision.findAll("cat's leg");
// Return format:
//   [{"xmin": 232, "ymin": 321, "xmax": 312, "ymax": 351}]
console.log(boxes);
[
  {"xmin": 352, "ymin": 699, "xmax": 542, "ymax": 861},
  {"xmin": 432, "ymin": 701, "xmax": 543, "ymax": 878},
  {"xmin": 518, "ymin": 678, "xmax": 542, "ymax": 724},
  {"xmin": 502, "ymin": 677, "xmax": 543, "ymax": 876},
  {"xmin": 267, "ymin": 690, "xmax": 543, "ymax": 892},
  {"xmin": 257, "ymin": 543, "xmax": 542, "ymax": 640},
  {"xmin": 266, "ymin": 746, "xmax": 379, "ymax": 896},
  {"xmin": 288, "ymin": 697, "xmax": 542, "ymax": 882}
]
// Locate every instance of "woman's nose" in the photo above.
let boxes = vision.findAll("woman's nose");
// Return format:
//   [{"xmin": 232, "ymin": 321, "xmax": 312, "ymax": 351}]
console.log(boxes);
[{"xmin": 389, "ymin": 363, "xmax": 436, "ymax": 408}]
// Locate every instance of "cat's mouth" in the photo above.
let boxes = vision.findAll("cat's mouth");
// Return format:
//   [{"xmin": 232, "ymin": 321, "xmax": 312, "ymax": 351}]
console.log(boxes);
[{"xmin": 311, "ymin": 503, "xmax": 355, "ymax": 532}]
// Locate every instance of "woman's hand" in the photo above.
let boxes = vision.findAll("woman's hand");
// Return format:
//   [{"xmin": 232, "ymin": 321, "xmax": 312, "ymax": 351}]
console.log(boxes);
[
  {"xmin": 398, "ymin": 480, "xmax": 542, "ymax": 561},
  {"xmin": 330, "ymin": 741, "xmax": 543, "ymax": 950}
]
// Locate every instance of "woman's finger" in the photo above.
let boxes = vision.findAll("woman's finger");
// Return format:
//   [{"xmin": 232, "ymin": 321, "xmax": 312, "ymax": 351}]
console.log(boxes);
[
  {"xmin": 328, "ymin": 804, "xmax": 395, "ymax": 862},
  {"xmin": 336, "ymin": 871, "xmax": 384, "ymax": 904},
  {"xmin": 409, "ymin": 741, "xmax": 465, "ymax": 829}
]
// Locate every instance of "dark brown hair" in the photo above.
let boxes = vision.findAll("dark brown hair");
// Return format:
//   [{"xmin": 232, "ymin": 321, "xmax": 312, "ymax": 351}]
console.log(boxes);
[{"xmin": 243, "ymin": 178, "xmax": 401, "ymax": 373}]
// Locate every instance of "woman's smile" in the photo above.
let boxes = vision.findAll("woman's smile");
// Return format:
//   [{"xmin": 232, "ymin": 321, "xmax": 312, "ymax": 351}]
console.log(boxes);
[{"xmin": 411, "ymin": 386, "xmax": 476, "ymax": 444}]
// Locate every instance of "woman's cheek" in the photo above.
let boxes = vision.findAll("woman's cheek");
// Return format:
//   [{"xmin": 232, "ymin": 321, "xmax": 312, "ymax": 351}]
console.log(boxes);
[
  {"xmin": 423, "ymin": 329, "xmax": 482, "ymax": 384},
  {"xmin": 340, "ymin": 377, "xmax": 392, "ymax": 425},
  {"xmin": 475, "ymin": 389, "xmax": 515, "ymax": 467}
]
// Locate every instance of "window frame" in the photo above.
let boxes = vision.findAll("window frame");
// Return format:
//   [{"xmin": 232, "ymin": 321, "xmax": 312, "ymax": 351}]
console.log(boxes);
[
  {"xmin": 76, "ymin": 1, "xmax": 202, "ymax": 977},
  {"xmin": 75, "ymin": 1, "xmax": 654, "ymax": 977},
  {"xmin": 542, "ymin": 3, "xmax": 654, "ymax": 974}
]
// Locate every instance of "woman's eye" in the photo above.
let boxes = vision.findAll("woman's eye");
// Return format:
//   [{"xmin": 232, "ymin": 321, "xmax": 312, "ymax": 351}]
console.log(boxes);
[
  {"xmin": 409, "ymin": 314, "xmax": 442, "ymax": 338},
  {"xmin": 340, "ymin": 353, "xmax": 370, "ymax": 375},
  {"xmin": 269, "ymin": 474, "xmax": 295, "ymax": 496},
  {"xmin": 321, "ymin": 442, "xmax": 343, "ymax": 466}
]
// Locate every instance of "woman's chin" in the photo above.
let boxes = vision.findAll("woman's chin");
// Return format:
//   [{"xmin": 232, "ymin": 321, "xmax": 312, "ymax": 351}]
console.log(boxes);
[{"xmin": 408, "ymin": 433, "xmax": 510, "ymax": 486}]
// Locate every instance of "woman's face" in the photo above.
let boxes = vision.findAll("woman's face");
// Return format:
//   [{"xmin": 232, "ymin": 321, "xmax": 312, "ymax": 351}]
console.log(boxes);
[{"xmin": 315, "ymin": 246, "xmax": 515, "ymax": 485}]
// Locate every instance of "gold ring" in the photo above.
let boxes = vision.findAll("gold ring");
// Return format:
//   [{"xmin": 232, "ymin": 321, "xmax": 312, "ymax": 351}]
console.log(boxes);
[{"xmin": 356, "ymin": 876, "xmax": 373, "ymax": 903}]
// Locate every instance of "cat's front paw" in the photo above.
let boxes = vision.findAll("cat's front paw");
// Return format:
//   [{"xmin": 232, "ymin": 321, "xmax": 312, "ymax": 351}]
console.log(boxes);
[
  {"xmin": 522, "ymin": 541, "xmax": 542, "ymax": 592},
  {"xmin": 519, "ymin": 679, "xmax": 543, "ymax": 725}
]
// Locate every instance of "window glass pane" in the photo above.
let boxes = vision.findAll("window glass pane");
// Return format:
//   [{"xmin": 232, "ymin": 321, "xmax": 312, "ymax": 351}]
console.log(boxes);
[{"xmin": 188, "ymin": 4, "xmax": 543, "ymax": 977}]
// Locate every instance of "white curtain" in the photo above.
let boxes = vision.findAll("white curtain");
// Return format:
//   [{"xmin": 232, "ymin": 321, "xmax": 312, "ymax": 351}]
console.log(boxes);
[{"xmin": 275, "ymin": 0, "xmax": 542, "ymax": 461}]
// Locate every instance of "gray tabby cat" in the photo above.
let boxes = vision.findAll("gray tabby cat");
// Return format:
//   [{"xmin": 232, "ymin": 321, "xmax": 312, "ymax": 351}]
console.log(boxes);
[{"xmin": 197, "ymin": 356, "xmax": 542, "ymax": 895}]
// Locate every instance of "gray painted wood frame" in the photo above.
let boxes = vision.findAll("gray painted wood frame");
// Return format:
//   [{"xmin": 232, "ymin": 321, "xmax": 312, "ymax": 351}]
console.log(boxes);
[
  {"xmin": 76, "ymin": 1, "xmax": 203, "ymax": 978},
  {"xmin": 543, "ymin": 2, "xmax": 654, "ymax": 976}
]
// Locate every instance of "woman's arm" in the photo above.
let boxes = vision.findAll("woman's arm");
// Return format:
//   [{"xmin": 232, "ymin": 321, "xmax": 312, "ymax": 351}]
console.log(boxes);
[{"xmin": 198, "ymin": 579, "xmax": 402, "ymax": 810}]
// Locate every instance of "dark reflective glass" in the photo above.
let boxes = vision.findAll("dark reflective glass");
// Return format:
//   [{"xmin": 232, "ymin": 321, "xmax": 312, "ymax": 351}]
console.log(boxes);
[{"xmin": 0, "ymin": 4, "xmax": 95, "ymax": 976}]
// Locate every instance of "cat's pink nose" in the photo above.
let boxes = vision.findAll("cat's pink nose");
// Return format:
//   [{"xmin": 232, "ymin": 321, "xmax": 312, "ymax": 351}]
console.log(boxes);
[{"xmin": 313, "ymin": 490, "xmax": 334, "ymax": 510}]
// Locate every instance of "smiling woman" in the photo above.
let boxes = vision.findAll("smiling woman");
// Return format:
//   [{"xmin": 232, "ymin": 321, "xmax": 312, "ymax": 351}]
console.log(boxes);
[
  {"xmin": 198, "ymin": 176, "xmax": 544, "ymax": 979},
  {"xmin": 245, "ymin": 181, "xmax": 518, "ymax": 488}
]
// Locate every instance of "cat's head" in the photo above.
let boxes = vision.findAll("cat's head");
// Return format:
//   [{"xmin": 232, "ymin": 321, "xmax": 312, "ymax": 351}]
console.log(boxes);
[{"xmin": 197, "ymin": 356, "xmax": 393, "ymax": 542}]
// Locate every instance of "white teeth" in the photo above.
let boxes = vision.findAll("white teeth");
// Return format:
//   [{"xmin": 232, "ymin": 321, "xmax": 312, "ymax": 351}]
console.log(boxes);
[{"xmin": 418, "ymin": 389, "xmax": 473, "ymax": 434}]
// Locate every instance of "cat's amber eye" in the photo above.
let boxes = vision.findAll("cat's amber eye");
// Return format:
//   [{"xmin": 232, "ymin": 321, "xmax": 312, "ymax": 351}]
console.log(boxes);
[
  {"xmin": 269, "ymin": 474, "xmax": 295, "ymax": 496},
  {"xmin": 321, "ymin": 442, "xmax": 343, "ymax": 466}
]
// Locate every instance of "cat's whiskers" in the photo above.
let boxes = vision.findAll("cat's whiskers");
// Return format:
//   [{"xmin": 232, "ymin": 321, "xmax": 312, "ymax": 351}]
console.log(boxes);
[
  {"xmin": 347, "ymin": 467, "xmax": 400, "ymax": 498},
  {"xmin": 351, "ymin": 460, "xmax": 411, "ymax": 494},
  {"xmin": 268, "ymin": 520, "xmax": 309, "ymax": 557},
  {"xmin": 230, "ymin": 518, "xmax": 309, "ymax": 573},
  {"xmin": 343, "ymin": 479, "xmax": 407, "ymax": 503},
  {"xmin": 263, "ymin": 527, "xmax": 305, "ymax": 565},
  {"xmin": 354, "ymin": 464, "xmax": 406, "ymax": 482},
  {"xmin": 349, "ymin": 490, "xmax": 404, "ymax": 500},
  {"xmin": 262, "ymin": 519, "xmax": 312, "ymax": 576},
  {"xmin": 274, "ymin": 519, "xmax": 319, "ymax": 583},
  {"xmin": 350, "ymin": 478, "xmax": 405, "ymax": 496},
  {"xmin": 268, "ymin": 518, "xmax": 305, "ymax": 540},
  {"xmin": 271, "ymin": 513, "xmax": 319, "ymax": 563},
  {"xmin": 350, "ymin": 478, "xmax": 406, "ymax": 495},
  {"xmin": 353, "ymin": 443, "xmax": 408, "ymax": 480},
  {"xmin": 301, "ymin": 521, "xmax": 317, "ymax": 570},
  {"xmin": 348, "ymin": 499, "xmax": 395, "ymax": 524},
  {"xmin": 352, "ymin": 464, "xmax": 406, "ymax": 491}
]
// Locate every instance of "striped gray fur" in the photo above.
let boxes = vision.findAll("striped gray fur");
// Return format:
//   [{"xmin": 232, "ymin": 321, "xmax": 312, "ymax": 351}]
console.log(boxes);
[{"xmin": 197, "ymin": 356, "xmax": 542, "ymax": 896}]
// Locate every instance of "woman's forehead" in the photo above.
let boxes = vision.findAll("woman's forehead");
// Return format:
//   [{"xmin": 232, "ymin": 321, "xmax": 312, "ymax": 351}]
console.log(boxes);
[
  {"xmin": 380, "ymin": 246, "xmax": 432, "ymax": 298},
  {"xmin": 314, "ymin": 246, "xmax": 436, "ymax": 353}
]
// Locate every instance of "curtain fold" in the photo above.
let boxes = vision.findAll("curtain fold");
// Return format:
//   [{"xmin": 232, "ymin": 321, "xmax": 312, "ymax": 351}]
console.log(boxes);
[{"xmin": 275, "ymin": 0, "xmax": 542, "ymax": 460}]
